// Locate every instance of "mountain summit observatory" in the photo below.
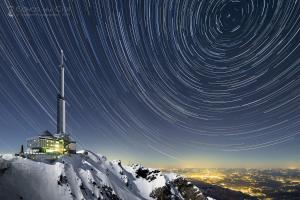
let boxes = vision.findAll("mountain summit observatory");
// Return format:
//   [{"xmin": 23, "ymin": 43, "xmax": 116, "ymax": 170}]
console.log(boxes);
[{"xmin": 26, "ymin": 50, "xmax": 76, "ymax": 156}]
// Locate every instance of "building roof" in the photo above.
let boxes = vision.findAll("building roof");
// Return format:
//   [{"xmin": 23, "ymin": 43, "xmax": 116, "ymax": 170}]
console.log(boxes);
[{"xmin": 39, "ymin": 130, "xmax": 54, "ymax": 138}]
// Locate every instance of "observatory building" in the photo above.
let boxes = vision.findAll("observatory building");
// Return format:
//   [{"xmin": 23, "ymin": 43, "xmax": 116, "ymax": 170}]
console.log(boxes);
[{"xmin": 26, "ymin": 50, "xmax": 76, "ymax": 155}]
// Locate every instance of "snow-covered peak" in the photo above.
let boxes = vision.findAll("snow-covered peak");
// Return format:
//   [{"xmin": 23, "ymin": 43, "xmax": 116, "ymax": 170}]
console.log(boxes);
[{"xmin": 0, "ymin": 150, "xmax": 206, "ymax": 200}]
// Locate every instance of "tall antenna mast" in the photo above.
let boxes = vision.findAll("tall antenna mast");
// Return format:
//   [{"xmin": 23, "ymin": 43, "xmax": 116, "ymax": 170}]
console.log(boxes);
[{"xmin": 57, "ymin": 49, "xmax": 66, "ymax": 135}]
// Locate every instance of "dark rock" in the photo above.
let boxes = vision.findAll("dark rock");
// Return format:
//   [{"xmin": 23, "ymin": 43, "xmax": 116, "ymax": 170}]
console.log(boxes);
[
  {"xmin": 150, "ymin": 185, "xmax": 175, "ymax": 200},
  {"xmin": 150, "ymin": 177, "xmax": 206, "ymax": 200},
  {"xmin": 57, "ymin": 175, "xmax": 68, "ymax": 186},
  {"xmin": 173, "ymin": 178, "xmax": 205, "ymax": 200}
]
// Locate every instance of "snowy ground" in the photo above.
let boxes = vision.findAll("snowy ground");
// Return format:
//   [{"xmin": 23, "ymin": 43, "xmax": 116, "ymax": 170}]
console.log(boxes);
[{"xmin": 0, "ymin": 150, "xmax": 208, "ymax": 200}]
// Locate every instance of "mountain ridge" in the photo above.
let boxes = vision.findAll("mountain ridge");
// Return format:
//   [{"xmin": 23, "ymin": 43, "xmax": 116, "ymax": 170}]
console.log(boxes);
[{"xmin": 0, "ymin": 150, "xmax": 209, "ymax": 200}]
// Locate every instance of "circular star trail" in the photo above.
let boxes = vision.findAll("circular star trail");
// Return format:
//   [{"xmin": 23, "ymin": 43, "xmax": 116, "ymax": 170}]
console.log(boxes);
[{"xmin": 0, "ymin": 0, "xmax": 300, "ymax": 159}]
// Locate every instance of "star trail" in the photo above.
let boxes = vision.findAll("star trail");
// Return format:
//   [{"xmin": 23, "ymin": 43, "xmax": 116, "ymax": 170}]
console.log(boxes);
[{"xmin": 0, "ymin": 0, "xmax": 300, "ymax": 167}]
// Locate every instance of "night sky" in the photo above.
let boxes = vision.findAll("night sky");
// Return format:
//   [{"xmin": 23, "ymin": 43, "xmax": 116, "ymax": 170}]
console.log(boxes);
[{"xmin": 0, "ymin": 0, "xmax": 300, "ymax": 168}]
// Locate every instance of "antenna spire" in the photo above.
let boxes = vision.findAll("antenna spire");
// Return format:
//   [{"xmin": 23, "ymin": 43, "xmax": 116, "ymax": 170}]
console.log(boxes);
[
  {"xmin": 57, "ymin": 49, "xmax": 66, "ymax": 135},
  {"xmin": 60, "ymin": 49, "xmax": 64, "ymax": 67}
]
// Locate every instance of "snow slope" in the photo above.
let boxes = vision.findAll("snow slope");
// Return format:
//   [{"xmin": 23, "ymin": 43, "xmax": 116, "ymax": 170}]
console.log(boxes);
[{"xmin": 0, "ymin": 150, "xmax": 207, "ymax": 200}]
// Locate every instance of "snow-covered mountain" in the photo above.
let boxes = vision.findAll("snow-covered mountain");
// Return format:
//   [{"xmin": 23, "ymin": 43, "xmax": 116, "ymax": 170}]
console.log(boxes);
[{"xmin": 0, "ymin": 150, "xmax": 209, "ymax": 200}]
